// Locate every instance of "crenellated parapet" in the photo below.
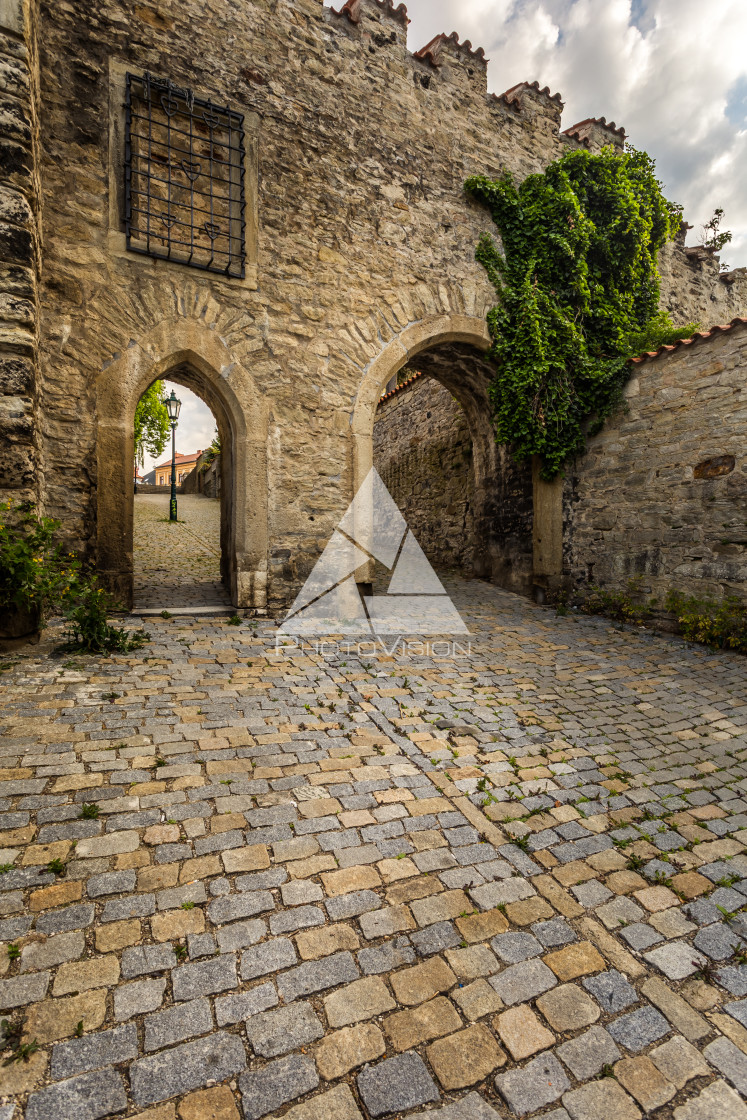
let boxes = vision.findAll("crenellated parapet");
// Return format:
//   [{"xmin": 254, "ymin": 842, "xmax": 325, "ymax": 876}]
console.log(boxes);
[
  {"xmin": 492, "ymin": 81, "xmax": 563, "ymax": 131},
  {"xmin": 413, "ymin": 31, "xmax": 488, "ymax": 95},
  {"xmin": 561, "ymin": 116, "xmax": 626, "ymax": 151}
]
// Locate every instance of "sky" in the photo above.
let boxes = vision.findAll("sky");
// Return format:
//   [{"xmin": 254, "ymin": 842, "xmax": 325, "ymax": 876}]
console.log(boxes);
[
  {"xmin": 139, "ymin": 380, "xmax": 217, "ymax": 476},
  {"xmin": 324, "ymin": 0, "xmax": 747, "ymax": 267}
]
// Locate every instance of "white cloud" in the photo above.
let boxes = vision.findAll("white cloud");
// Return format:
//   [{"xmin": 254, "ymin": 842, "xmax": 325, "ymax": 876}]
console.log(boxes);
[
  {"xmin": 140, "ymin": 380, "xmax": 217, "ymax": 476},
  {"xmin": 325, "ymin": 0, "xmax": 747, "ymax": 267}
]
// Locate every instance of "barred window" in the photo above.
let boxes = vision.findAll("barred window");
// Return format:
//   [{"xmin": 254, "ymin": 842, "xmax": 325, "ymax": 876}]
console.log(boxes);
[{"xmin": 124, "ymin": 72, "xmax": 246, "ymax": 278}]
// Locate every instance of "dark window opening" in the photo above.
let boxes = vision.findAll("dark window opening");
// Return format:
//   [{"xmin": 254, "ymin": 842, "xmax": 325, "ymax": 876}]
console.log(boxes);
[{"xmin": 124, "ymin": 72, "xmax": 246, "ymax": 278}]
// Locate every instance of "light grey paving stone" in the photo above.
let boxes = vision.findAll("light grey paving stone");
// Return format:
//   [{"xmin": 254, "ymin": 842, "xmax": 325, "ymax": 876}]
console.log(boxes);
[
  {"xmin": 216, "ymin": 918, "xmax": 266, "ymax": 954},
  {"xmin": 490, "ymin": 958, "xmax": 557, "ymax": 1006},
  {"xmin": 245, "ymin": 1000, "xmax": 324, "ymax": 1057},
  {"xmin": 277, "ymin": 950, "xmax": 359, "ymax": 1002},
  {"xmin": 20, "ymin": 930, "xmax": 84, "ymax": 972},
  {"xmin": 101, "ymin": 894, "xmax": 155, "ymax": 922},
  {"xmin": 727, "ymin": 998, "xmax": 747, "ymax": 1027},
  {"xmin": 240, "ymin": 938, "xmax": 297, "ymax": 980},
  {"xmin": 270, "ymin": 905, "xmax": 325, "ymax": 935},
  {"xmin": 336, "ymin": 844, "xmax": 383, "ymax": 868},
  {"xmin": 357, "ymin": 1051, "xmax": 440, "ymax": 1116},
  {"xmin": 358, "ymin": 937, "xmax": 415, "ymax": 974},
  {"xmin": 86, "ymin": 870, "xmax": 136, "ymax": 897},
  {"xmin": 607, "ymin": 1006, "xmax": 671, "ymax": 1051},
  {"xmin": 650, "ymin": 1035, "xmax": 709, "ymax": 1088},
  {"xmin": 236, "ymin": 867, "xmax": 288, "ymax": 891},
  {"xmin": 556, "ymin": 1025, "xmax": 621, "ymax": 1080},
  {"xmin": 684, "ymin": 899, "xmax": 721, "ymax": 926},
  {"xmin": 208, "ymin": 890, "xmax": 274, "ymax": 925},
  {"xmin": 280, "ymin": 879, "xmax": 323, "ymax": 906},
  {"xmin": 644, "ymin": 941, "xmax": 707, "ymax": 980},
  {"xmin": 0, "ymin": 916, "xmax": 32, "ymax": 941},
  {"xmin": 50, "ymin": 1024, "xmax": 138, "ymax": 1080},
  {"xmin": 239, "ymin": 1053, "xmax": 319, "ymax": 1120},
  {"xmin": 325, "ymin": 890, "xmax": 382, "ymax": 921},
  {"xmin": 571, "ymin": 880, "xmax": 614, "ymax": 907},
  {"xmin": 469, "ymin": 879, "xmax": 535, "ymax": 909},
  {"xmin": 491, "ymin": 931, "xmax": 543, "ymax": 963},
  {"xmin": 716, "ymin": 964, "xmax": 747, "ymax": 996},
  {"xmin": 496, "ymin": 1052, "xmax": 570, "ymax": 1115},
  {"xmin": 595, "ymin": 896, "xmax": 645, "ymax": 930},
  {"xmin": 582, "ymin": 970, "xmax": 638, "ymax": 1013},
  {"xmin": 694, "ymin": 923, "xmax": 742, "ymax": 961},
  {"xmin": 411, "ymin": 921, "xmax": 461, "ymax": 957},
  {"xmin": 26, "ymin": 1069, "xmax": 127, "ymax": 1120},
  {"xmin": 144, "ymin": 997, "xmax": 213, "ymax": 1052},
  {"xmin": 215, "ymin": 983, "xmax": 278, "ymax": 1026},
  {"xmin": 130, "ymin": 1031, "xmax": 247, "ymax": 1106},
  {"xmin": 618, "ymin": 923, "xmax": 664, "ymax": 951},
  {"xmin": 172, "ymin": 954, "xmax": 238, "ymax": 1002},
  {"xmin": 35, "ymin": 903, "xmax": 94, "ymax": 934},
  {"xmin": 189, "ymin": 932, "xmax": 218, "ymax": 959},
  {"xmin": 156, "ymin": 882, "xmax": 207, "ymax": 910},
  {"xmin": 0, "ymin": 970, "xmax": 49, "ymax": 1010},
  {"xmin": 532, "ymin": 918, "xmax": 577, "ymax": 947},
  {"xmin": 673, "ymin": 1079, "xmax": 747, "ymax": 1120},
  {"xmin": 114, "ymin": 978, "xmax": 166, "ymax": 1021},
  {"xmin": 120, "ymin": 944, "xmax": 176, "ymax": 978},
  {"xmin": 703, "ymin": 1036, "xmax": 747, "ymax": 1095}
]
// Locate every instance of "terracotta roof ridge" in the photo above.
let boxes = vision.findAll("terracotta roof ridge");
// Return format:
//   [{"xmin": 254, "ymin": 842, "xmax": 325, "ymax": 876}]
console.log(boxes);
[
  {"xmin": 414, "ymin": 32, "xmax": 487, "ymax": 66},
  {"xmin": 498, "ymin": 80, "xmax": 562, "ymax": 105},
  {"xmin": 378, "ymin": 370, "xmax": 424, "ymax": 402},
  {"xmin": 562, "ymin": 115, "xmax": 626, "ymax": 140},
  {"xmin": 331, "ymin": 0, "xmax": 409, "ymax": 26},
  {"xmin": 629, "ymin": 316, "xmax": 747, "ymax": 364}
]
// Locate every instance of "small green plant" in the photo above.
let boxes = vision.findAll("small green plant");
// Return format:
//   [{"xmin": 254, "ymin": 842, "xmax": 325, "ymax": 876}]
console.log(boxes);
[
  {"xmin": 174, "ymin": 942, "xmax": 188, "ymax": 960},
  {"xmin": 47, "ymin": 858, "xmax": 66, "ymax": 876},
  {"xmin": 665, "ymin": 590, "xmax": 747, "ymax": 653},
  {"xmin": 181, "ymin": 900, "xmax": 195, "ymax": 910},
  {"xmin": 74, "ymin": 1020, "xmax": 84, "ymax": 1038},
  {"xmin": 63, "ymin": 577, "xmax": 148, "ymax": 655},
  {"xmin": 227, "ymin": 614, "xmax": 242, "ymax": 626},
  {"xmin": 627, "ymin": 853, "xmax": 645, "ymax": 870},
  {"xmin": 6, "ymin": 945, "xmax": 20, "ymax": 960},
  {"xmin": 160, "ymin": 610, "xmax": 172, "ymax": 619},
  {"xmin": 79, "ymin": 803, "xmax": 99, "ymax": 820},
  {"xmin": 0, "ymin": 500, "xmax": 80, "ymax": 626},
  {"xmin": 580, "ymin": 578, "xmax": 655, "ymax": 627},
  {"xmin": 155, "ymin": 757, "xmax": 166, "ymax": 768},
  {"xmin": 598, "ymin": 1063, "xmax": 616, "ymax": 1079},
  {"xmin": 512, "ymin": 835, "xmax": 530, "ymax": 853},
  {"xmin": 0, "ymin": 864, "xmax": 14, "ymax": 874}
]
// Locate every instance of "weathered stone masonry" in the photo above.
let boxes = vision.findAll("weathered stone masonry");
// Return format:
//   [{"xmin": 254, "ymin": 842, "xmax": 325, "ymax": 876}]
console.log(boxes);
[{"xmin": 2, "ymin": 0, "xmax": 746, "ymax": 609}]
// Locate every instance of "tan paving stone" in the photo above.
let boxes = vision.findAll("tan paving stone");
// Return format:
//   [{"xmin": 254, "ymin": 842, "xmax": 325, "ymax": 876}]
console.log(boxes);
[
  {"xmin": 297, "ymin": 798, "xmax": 342, "ymax": 819},
  {"xmin": 543, "ymin": 941, "xmax": 605, "ymax": 981},
  {"xmin": 0, "ymin": 1047, "xmax": 48, "ymax": 1095},
  {"xmin": 52, "ymin": 954, "xmax": 120, "ymax": 995},
  {"xmin": 321, "ymin": 865, "xmax": 381, "ymax": 897},
  {"xmin": 384, "ymin": 996, "xmax": 462, "ymax": 1051},
  {"xmin": 138, "ymin": 864, "xmax": 179, "ymax": 891},
  {"xmin": 277, "ymin": 1084, "xmax": 363, "ymax": 1120},
  {"xmin": 295, "ymin": 923, "xmax": 360, "ymax": 960},
  {"xmin": 95, "ymin": 919, "xmax": 141, "ymax": 953},
  {"xmin": 179, "ymin": 855, "xmax": 222, "ymax": 883},
  {"xmin": 536, "ymin": 984, "xmax": 600, "ymax": 1031},
  {"xmin": 606, "ymin": 870, "xmax": 647, "ymax": 895},
  {"xmin": 455, "ymin": 909, "xmax": 508, "ymax": 943},
  {"xmin": 670, "ymin": 871, "xmax": 711, "ymax": 899},
  {"xmin": 324, "ymin": 976, "xmax": 396, "ymax": 1026},
  {"xmin": 496, "ymin": 1004, "xmax": 554, "ymax": 1060},
  {"xmin": 452, "ymin": 978, "xmax": 504, "ymax": 1021},
  {"xmin": 650, "ymin": 1035, "xmax": 710, "ymax": 1087},
  {"xmin": 21, "ymin": 840, "xmax": 72, "ymax": 866},
  {"xmin": 410, "ymin": 888, "xmax": 470, "ymax": 927},
  {"xmin": 614, "ymin": 1056, "xmax": 675, "ymax": 1111},
  {"xmin": 426, "ymin": 1023, "xmax": 506, "ymax": 1089},
  {"xmin": 222, "ymin": 845, "xmax": 270, "ymax": 873},
  {"xmin": 151, "ymin": 909, "xmax": 205, "ymax": 941},
  {"xmin": 23, "ymin": 990, "xmax": 107, "ymax": 1043},
  {"xmin": 315, "ymin": 1022, "xmax": 385, "ymax": 1079},
  {"xmin": 390, "ymin": 956, "xmax": 457, "ymax": 1006},
  {"xmin": 641, "ymin": 977, "xmax": 710, "ymax": 1043},
  {"xmin": 562, "ymin": 1079, "xmax": 642, "ymax": 1120},
  {"xmin": 287, "ymin": 853, "xmax": 337, "ymax": 878},
  {"xmin": 633, "ymin": 885, "xmax": 680, "ymax": 912},
  {"xmin": 386, "ymin": 876, "xmax": 443, "ymax": 906},
  {"xmin": 504, "ymin": 897, "xmax": 554, "ymax": 925},
  {"xmin": 144, "ymin": 825, "xmax": 180, "ymax": 845},
  {"xmin": 29, "ymin": 879, "xmax": 82, "ymax": 911},
  {"xmin": 377, "ymin": 856, "xmax": 418, "ymax": 883},
  {"xmin": 178, "ymin": 1086, "xmax": 240, "ymax": 1120},
  {"xmin": 444, "ymin": 944, "xmax": 499, "ymax": 980}
]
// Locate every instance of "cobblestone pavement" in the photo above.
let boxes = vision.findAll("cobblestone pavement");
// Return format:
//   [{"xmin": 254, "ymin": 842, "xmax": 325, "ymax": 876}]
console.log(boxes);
[
  {"xmin": 133, "ymin": 493, "xmax": 231, "ymax": 610},
  {"xmin": 1, "ymin": 577, "xmax": 747, "ymax": 1119}
]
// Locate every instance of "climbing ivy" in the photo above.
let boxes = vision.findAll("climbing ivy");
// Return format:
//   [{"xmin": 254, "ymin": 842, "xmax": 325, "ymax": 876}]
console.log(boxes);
[{"xmin": 465, "ymin": 146, "xmax": 698, "ymax": 479}]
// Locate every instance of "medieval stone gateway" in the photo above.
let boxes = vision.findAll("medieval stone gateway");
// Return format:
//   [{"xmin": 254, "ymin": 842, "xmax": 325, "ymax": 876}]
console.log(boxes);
[{"xmin": 2, "ymin": 0, "xmax": 746, "ymax": 610}]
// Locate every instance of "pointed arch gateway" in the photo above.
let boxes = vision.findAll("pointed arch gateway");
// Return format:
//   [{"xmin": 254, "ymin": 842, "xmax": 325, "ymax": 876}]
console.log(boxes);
[{"xmin": 95, "ymin": 319, "xmax": 268, "ymax": 610}]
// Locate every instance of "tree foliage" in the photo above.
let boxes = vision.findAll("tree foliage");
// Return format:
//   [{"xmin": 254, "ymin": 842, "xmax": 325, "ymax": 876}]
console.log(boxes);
[
  {"xmin": 134, "ymin": 381, "xmax": 170, "ymax": 468},
  {"xmin": 465, "ymin": 146, "xmax": 698, "ymax": 478}
]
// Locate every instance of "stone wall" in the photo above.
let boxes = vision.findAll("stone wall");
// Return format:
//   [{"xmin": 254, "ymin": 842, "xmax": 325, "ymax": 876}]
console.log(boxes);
[
  {"xmin": 28, "ymin": 0, "xmax": 747, "ymax": 608},
  {"xmin": 0, "ymin": 0, "xmax": 40, "ymax": 503},
  {"xmin": 374, "ymin": 375, "xmax": 475, "ymax": 571},
  {"xmin": 564, "ymin": 322, "xmax": 747, "ymax": 601}
]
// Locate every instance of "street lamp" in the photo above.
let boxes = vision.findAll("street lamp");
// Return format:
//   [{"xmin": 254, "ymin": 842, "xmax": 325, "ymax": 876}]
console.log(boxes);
[{"xmin": 164, "ymin": 389, "xmax": 181, "ymax": 521}]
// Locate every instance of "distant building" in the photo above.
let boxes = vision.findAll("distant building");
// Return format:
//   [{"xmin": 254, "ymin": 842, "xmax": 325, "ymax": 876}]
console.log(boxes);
[
  {"xmin": 140, "ymin": 468, "xmax": 156, "ymax": 486},
  {"xmin": 153, "ymin": 451, "xmax": 202, "ymax": 487}
]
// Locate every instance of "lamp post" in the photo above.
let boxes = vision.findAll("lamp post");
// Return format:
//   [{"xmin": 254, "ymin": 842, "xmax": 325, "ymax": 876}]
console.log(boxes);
[{"xmin": 164, "ymin": 389, "xmax": 181, "ymax": 521}]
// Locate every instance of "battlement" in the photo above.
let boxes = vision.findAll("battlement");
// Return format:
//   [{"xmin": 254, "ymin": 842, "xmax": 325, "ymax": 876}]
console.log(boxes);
[
  {"xmin": 562, "ymin": 116, "xmax": 626, "ymax": 151},
  {"xmin": 331, "ymin": 0, "xmax": 410, "ymax": 27},
  {"xmin": 414, "ymin": 32, "xmax": 487, "ymax": 68},
  {"xmin": 491, "ymin": 81, "xmax": 564, "ymax": 129}
]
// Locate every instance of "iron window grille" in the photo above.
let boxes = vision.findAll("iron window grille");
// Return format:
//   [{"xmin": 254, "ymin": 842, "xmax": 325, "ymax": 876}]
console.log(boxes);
[{"xmin": 124, "ymin": 72, "xmax": 246, "ymax": 278}]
